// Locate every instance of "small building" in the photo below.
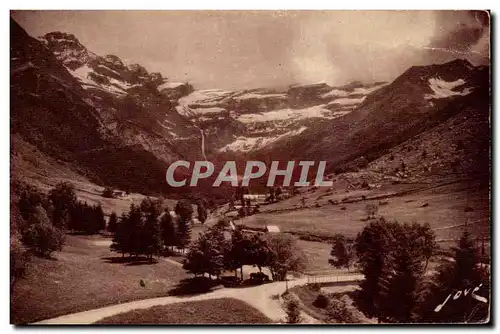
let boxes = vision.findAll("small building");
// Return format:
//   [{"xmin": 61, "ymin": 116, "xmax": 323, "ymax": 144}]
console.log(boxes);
[
  {"xmin": 265, "ymin": 225, "xmax": 280, "ymax": 233},
  {"xmin": 243, "ymin": 194, "xmax": 267, "ymax": 202}
]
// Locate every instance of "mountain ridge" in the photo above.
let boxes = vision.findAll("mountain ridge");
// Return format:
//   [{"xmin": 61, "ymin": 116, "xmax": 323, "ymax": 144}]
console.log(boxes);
[{"xmin": 10, "ymin": 17, "xmax": 490, "ymax": 198}]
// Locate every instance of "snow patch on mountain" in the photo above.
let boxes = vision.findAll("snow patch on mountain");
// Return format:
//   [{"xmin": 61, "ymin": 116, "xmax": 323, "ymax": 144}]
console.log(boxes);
[
  {"xmin": 328, "ymin": 96, "xmax": 366, "ymax": 106},
  {"xmin": 158, "ymin": 82, "xmax": 186, "ymax": 90},
  {"xmin": 321, "ymin": 82, "xmax": 387, "ymax": 99},
  {"xmin": 237, "ymin": 105, "xmax": 332, "ymax": 124},
  {"xmin": 67, "ymin": 65, "xmax": 128, "ymax": 96},
  {"xmin": 351, "ymin": 83, "xmax": 388, "ymax": 95},
  {"xmin": 219, "ymin": 126, "xmax": 308, "ymax": 152},
  {"xmin": 178, "ymin": 89, "xmax": 232, "ymax": 107},
  {"xmin": 425, "ymin": 78, "xmax": 474, "ymax": 99},
  {"xmin": 321, "ymin": 89, "xmax": 350, "ymax": 98},
  {"xmin": 233, "ymin": 92, "xmax": 287, "ymax": 100}
]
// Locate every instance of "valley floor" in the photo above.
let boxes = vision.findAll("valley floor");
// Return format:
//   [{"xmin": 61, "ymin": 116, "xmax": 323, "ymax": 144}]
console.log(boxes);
[{"xmin": 11, "ymin": 176, "xmax": 490, "ymax": 324}]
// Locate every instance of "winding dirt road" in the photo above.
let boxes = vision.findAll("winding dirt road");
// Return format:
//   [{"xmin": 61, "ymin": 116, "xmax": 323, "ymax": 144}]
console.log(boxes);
[{"xmin": 34, "ymin": 274, "xmax": 363, "ymax": 325}]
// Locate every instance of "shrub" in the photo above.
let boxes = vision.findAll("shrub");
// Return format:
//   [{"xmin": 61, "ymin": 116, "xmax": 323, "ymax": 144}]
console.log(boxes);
[
  {"xmin": 102, "ymin": 187, "xmax": 115, "ymax": 198},
  {"xmin": 250, "ymin": 272, "xmax": 270, "ymax": 282},
  {"xmin": 326, "ymin": 297, "xmax": 357, "ymax": 323},
  {"xmin": 313, "ymin": 292, "xmax": 330, "ymax": 308},
  {"xmin": 309, "ymin": 283, "xmax": 322, "ymax": 291},
  {"xmin": 284, "ymin": 292, "xmax": 302, "ymax": 324},
  {"xmin": 22, "ymin": 222, "xmax": 65, "ymax": 257},
  {"xmin": 10, "ymin": 234, "xmax": 31, "ymax": 287}
]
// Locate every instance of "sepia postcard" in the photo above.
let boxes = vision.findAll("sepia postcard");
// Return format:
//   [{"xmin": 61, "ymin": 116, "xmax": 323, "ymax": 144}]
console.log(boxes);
[{"xmin": 9, "ymin": 10, "xmax": 491, "ymax": 325}]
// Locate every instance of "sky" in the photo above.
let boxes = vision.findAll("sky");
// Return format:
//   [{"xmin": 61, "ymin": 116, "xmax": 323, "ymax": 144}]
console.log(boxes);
[{"xmin": 11, "ymin": 10, "xmax": 490, "ymax": 90}]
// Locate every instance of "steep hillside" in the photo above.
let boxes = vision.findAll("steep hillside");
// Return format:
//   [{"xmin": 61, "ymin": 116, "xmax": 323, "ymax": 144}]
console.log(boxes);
[
  {"xmin": 257, "ymin": 59, "xmax": 490, "ymax": 179},
  {"xmin": 39, "ymin": 31, "xmax": 202, "ymax": 163},
  {"xmin": 10, "ymin": 19, "xmax": 200, "ymax": 196},
  {"xmin": 11, "ymin": 17, "xmax": 490, "ymax": 198}
]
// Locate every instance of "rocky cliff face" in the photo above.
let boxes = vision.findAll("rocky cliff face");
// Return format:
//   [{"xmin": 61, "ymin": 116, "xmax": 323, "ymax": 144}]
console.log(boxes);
[
  {"xmin": 10, "ymin": 19, "xmax": 208, "ymax": 196},
  {"xmin": 176, "ymin": 81, "xmax": 387, "ymax": 153},
  {"xmin": 39, "ymin": 30, "xmax": 204, "ymax": 164},
  {"xmin": 38, "ymin": 29, "xmax": 394, "ymax": 157}
]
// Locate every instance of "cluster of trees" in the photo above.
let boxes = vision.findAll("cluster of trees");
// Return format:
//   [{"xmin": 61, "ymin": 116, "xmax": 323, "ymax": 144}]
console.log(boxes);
[
  {"xmin": 183, "ymin": 219, "xmax": 306, "ymax": 281},
  {"xmin": 345, "ymin": 217, "xmax": 489, "ymax": 323},
  {"xmin": 13, "ymin": 181, "xmax": 108, "ymax": 258},
  {"xmin": 110, "ymin": 198, "xmax": 196, "ymax": 260},
  {"xmin": 11, "ymin": 181, "xmax": 84, "ymax": 286},
  {"xmin": 69, "ymin": 202, "xmax": 106, "ymax": 234}
]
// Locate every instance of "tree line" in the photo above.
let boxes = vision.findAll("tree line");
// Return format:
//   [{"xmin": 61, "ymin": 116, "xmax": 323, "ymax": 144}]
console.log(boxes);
[{"xmin": 109, "ymin": 198, "xmax": 209, "ymax": 260}]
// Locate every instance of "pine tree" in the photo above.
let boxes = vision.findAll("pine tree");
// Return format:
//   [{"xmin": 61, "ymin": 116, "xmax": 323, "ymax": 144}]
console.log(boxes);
[
  {"xmin": 197, "ymin": 202, "xmax": 208, "ymax": 224},
  {"xmin": 125, "ymin": 204, "xmax": 143, "ymax": 256},
  {"xmin": 415, "ymin": 230, "xmax": 489, "ymax": 323},
  {"xmin": 355, "ymin": 218, "xmax": 398, "ymax": 318},
  {"xmin": 107, "ymin": 212, "xmax": 118, "ymax": 233},
  {"xmin": 111, "ymin": 213, "xmax": 128, "ymax": 257},
  {"xmin": 175, "ymin": 200, "xmax": 193, "ymax": 252},
  {"xmin": 140, "ymin": 198, "xmax": 163, "ymax": 261},
  {"xmin": 94, "ymin": 204, "xmax": 106, "ymax": 232},
  {"xmin": 377, "ymin": 223, "xmax": 427, "ymax": 323},
  {"xmin": 176, "ymin": 215, "xmax": 192, "ymax": 253},
  {"xmin": 160, "ymin": 209, "xmax": 176, "ymax": 251}
]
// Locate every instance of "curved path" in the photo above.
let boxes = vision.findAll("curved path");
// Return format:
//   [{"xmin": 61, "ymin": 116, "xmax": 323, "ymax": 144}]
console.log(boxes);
[{"xmin": 34, "ymin": 274, "xmax": 363, "ymax": 325}]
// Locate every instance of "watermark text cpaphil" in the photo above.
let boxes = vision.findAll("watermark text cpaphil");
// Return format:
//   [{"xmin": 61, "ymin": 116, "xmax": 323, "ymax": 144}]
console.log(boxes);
[{"xmin": 165, "ymin": 160, "xmax": 333, "ymax": 187}]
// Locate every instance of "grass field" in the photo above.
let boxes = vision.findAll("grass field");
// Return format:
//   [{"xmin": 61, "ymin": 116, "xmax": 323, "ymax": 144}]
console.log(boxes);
[
  {"xmin": 95, "ymin": 298, "xmax": 272, "ymax": 324},
  {"xmin": 240, "ymin": 181, "xmax": 490, "ymax": 244},
  {"xmin": 10, "ymin": 235, "xmax": 188, "ymax": 324}
]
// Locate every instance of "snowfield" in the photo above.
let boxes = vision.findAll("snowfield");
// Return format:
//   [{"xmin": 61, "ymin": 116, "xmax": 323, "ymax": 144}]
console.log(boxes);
[
  {"xmin": 219, "ymin": 126, "xmax": 308, "ymax": 152},
  {"xmin": 425, "ymin": 78, "xmax": 474, "ymax": 99},
  {"xmin": 237, "ymin": 105, "xmax": 331, "ymax": 124},
  {"xmin": 321, "ymin": 89, "xmax": 349, "ymax": 98},
  {"xmin": 233, "ymin": 92, "xmax": 287, "ymax": 100},
  {"xmin": 68, "ymin": 64, "xmax": 129, "ymax": 96},
  {"xmin": 178, "ymin": 89, "xmax": 232, "ymax": 107},
  {"xmin": 158, "ymin": 82, "xmax": 186, "ymax": 90},
  {"xmin": 321, "ymin": 82, "xmax": 387, "ymax": 99},
  {"xmin": 327, "ymin": 96, "xmax": 366, "ymax": 106}
]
